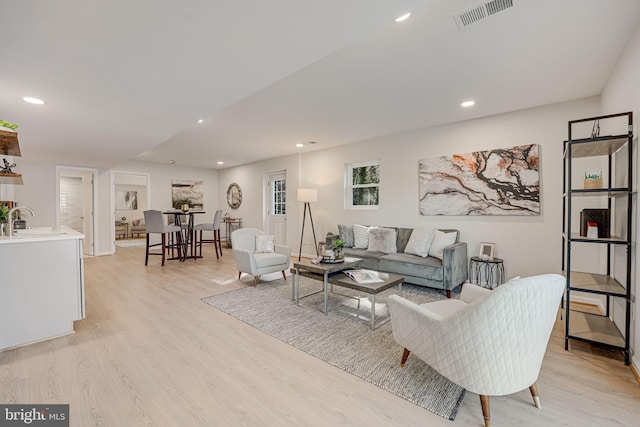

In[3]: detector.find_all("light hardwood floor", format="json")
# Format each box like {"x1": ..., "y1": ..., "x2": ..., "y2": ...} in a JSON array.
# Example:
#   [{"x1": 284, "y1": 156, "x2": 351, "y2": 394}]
[{"x1": 1, "y1": 244, "x2": 639, "y2": 426}]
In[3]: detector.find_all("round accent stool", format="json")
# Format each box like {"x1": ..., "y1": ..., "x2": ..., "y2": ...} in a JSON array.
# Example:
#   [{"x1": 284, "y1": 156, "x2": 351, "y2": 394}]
[{"x1": 469, "y1": 256, "x2": 505, "y2": 289}]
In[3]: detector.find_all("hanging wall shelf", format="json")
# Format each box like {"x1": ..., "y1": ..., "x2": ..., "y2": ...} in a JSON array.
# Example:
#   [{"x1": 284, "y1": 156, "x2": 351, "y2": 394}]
[{"x1": 0, "y1": 129, "x2": 23, "y2": 185}]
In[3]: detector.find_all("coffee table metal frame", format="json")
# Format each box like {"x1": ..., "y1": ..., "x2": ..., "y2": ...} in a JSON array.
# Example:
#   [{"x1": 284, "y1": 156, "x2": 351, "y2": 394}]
[
  {"x1": 292, "y1": 257, "x2": 404, "y2": 330},
  {"x1": 292, "y1": 257, "x2": 362, "y2": 314}
]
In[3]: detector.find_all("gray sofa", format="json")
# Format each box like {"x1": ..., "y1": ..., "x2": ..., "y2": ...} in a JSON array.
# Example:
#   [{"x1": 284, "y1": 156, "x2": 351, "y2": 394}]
[{"x1": 338, "y1": 227, "x2": 468, "y2": 297}]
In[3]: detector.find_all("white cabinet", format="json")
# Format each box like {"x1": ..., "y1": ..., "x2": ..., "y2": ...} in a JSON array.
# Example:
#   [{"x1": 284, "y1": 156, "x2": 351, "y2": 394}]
[{"x1": 0, "y1": 229, "x2": 85, "y2": 350}]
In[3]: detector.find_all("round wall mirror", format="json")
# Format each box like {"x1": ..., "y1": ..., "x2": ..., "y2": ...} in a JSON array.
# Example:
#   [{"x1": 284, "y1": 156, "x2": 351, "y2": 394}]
[{"x1": 226, "y1": 182, "x2": 242, "y2": 209}]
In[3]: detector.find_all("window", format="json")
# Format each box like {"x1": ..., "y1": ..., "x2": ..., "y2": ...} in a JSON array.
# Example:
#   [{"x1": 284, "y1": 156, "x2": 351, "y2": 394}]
[
  {"x1": 271, "y1": 178, "x2": 286, "y2": 215},
  {"x1": 345, "y1": 160, "x2": 380, "y2": 209}
]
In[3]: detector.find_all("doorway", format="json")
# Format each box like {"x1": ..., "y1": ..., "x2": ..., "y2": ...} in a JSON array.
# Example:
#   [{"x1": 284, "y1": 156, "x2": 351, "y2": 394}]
[
  {"x1": 111, "y1": 171, "x2": 150, "y2": 253},
  {"x1": 265, "y1": 171, "x2": 287, "y2": 245},
  {"x1": 57, "y1": 166, "x2": 97, "y2": 256}
]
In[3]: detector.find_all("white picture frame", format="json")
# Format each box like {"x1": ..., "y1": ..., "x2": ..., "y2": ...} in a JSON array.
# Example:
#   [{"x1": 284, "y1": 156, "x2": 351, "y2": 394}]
[{"x1": 479, "y1": 242, "x2": 495, "y2": 260}]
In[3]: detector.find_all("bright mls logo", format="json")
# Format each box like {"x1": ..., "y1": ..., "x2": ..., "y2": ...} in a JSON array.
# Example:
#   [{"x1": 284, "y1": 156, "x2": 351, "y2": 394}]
[{"x1": 0, "y1": 405, "x2": 69, "y2": 426}]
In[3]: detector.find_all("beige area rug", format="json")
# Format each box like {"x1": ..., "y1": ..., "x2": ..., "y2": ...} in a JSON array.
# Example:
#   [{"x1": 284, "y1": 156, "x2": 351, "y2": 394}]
[
  {"x1": 210, "y1": 266, "x2": 292, "y2": 286},
  {"x1": 202, "y1": 277, "x2": 465, "y2": 420}
]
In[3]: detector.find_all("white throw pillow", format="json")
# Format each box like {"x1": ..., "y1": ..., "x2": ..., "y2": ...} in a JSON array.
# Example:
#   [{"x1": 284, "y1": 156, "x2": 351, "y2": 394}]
[
  {"x1": 353, "y1": 224, "x2": 372, "y2": 249},
  {"x1": 428, "y1": 230, "x2": 458, "y2": 260},
  {"x1": 404, "y1": 228, "x2": 434, "y2": 257},
  {"x1": 255, "y1": 235, "x2": 275, "y2": 253},
  {"x1": 367, "y1": 227, "x2": 397, "y2": 253}
]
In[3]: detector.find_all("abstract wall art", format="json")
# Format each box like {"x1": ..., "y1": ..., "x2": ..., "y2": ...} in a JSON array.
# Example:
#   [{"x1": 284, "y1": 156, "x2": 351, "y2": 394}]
[
  {"x1": 419, "y1": 144, "x2": 540, "y2": 216},
  {"x1": 115, "y1": 190, "x2": 138, "y2": 210},
  {"x1": 171, "y1": 179, "x2": 204, "y2": 210}
]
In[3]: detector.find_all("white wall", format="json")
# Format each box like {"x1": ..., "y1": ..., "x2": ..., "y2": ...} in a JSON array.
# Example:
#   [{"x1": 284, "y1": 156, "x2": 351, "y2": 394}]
[
  {"x1": 218, "y1": 154, "x2": 300, "y2": 249},
  {"x1": 221, "y1": 97, "x2": 601, "y2": 278},
  {"x1": 11, "y1": 160, "x2": 58, "y2": 227},
  {"x1": 601, "y1": 20, "x2": 640, "y2": 370},
  {"x1": 94, "y1": 160, "x2": 220, "y2": 254}
]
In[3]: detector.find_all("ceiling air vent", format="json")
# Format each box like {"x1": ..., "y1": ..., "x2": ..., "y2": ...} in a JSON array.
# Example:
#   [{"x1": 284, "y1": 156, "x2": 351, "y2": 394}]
[{"x1": 454, "y1": 0, "x2": 515, "y2": 29}]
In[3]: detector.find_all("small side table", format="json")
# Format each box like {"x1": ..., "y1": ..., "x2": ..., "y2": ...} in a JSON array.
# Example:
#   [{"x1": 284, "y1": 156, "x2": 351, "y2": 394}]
[
  {"x1": 469, "y1": 256, "x2": 505, "y2": 289},
  {"x1": 222, "y1": 217, "x2": 243, "y2": 248}
]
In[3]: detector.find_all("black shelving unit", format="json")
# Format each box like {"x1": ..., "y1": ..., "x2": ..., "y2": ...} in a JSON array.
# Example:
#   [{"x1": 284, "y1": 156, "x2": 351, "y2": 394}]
[{"x1": 562, "y1": 112, "x2": 633, "y2": 365}]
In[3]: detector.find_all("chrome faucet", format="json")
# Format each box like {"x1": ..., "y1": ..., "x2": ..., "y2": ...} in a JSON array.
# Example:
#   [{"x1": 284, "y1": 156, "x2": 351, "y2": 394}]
[{"x1": 7, "y1": 205, "x2": 35, "y2": 236}]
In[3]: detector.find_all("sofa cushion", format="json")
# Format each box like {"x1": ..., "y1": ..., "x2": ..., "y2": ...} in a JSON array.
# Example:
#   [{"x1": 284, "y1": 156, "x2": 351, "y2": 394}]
[
  {"x1": 337, "y1": 224, "x2": 354, "y2": 248},
  {"x1": 367, "y1": 227, "x2": 397, "y2": 253},
  {"x1": 353, "y1": 224, "x2": 372, "y2": 248},
  {"x1": 404, "y1": 228, "x2": 434, "y2": 257},
  {"x1": 343, "y1": 247, "x2": 383, "y2": 270},
  {"x1": 428, "y1": 230, "x2": 458, "y2": 260},
  {"x1": 378, "y1": 253, "x2": 444, "y2": 281}
]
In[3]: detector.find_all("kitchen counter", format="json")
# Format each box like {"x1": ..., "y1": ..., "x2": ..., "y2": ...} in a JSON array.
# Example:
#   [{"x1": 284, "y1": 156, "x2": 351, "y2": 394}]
[
  {"x1": 0, "y1": 226, "x2": 83, "y2": 243},
  {"x1": 0, "y1": 226, "x2": 85, "y2": 351}
]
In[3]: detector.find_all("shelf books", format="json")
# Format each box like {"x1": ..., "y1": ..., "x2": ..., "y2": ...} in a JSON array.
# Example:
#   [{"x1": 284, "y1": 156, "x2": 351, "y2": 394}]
[{"x1": 344, "y1": 269, "x2": 384, "y2": 284}]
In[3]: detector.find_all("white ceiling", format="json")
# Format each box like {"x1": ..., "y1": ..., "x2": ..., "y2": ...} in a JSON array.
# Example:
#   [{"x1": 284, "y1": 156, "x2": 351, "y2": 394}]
[{"x1": 2, "y1": 0, "x2": 640, "y2": 170}]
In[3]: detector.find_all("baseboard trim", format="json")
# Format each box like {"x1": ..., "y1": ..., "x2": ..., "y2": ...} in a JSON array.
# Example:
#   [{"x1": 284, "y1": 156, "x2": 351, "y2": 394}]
[{"x1": 631, "y1": 355, "x2": 640, "y2": 385}]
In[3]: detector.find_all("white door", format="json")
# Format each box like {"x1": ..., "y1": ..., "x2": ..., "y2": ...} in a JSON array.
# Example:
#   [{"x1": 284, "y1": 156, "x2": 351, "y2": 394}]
[
  {"x1": 267, "y1": 171, "x2": 287, "y2": 245},
  {"x1": 59, "y1": 171, "x2": 94, "y2": 256}
]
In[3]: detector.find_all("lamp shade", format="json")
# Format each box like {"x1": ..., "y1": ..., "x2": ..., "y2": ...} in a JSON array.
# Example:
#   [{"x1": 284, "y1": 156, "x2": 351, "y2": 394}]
[{"x1": 297, "y1": 188, "x2": 317, "y2": 202}]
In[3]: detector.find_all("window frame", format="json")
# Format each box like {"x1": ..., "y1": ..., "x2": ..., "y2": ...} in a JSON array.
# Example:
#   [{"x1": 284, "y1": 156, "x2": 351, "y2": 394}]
[{"x1": 345, "y1": 160, "x2": 380, "y2": 210}]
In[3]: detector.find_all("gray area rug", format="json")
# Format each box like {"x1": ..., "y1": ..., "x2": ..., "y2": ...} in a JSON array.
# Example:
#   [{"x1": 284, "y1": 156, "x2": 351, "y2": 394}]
[{"x1": 202, "y1": 277, "x2": 465, "y2": 420}]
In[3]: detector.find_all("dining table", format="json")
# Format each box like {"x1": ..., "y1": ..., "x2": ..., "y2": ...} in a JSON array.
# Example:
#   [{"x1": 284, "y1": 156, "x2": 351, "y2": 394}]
[{"x1": 162, "y1": 210, "x2": 206, "y2": 260}]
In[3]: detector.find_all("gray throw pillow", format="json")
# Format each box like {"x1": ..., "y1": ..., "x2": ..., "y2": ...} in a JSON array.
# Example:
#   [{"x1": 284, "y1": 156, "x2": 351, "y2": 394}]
[
  {"x1": 367, "y1": 227, "x2": 397, "y2": 253},
  {"x1": 337, "y1": 224, "x2": 354, "y2": 248}
]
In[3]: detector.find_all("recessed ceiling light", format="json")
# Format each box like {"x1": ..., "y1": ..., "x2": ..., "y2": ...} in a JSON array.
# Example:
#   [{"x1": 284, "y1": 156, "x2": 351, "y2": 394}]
[
  {"x1": 461, "y1": 100, "x2": 475, "y2": 107},
  {"x1": 217, "y1": 161, "x2": 224, "y2": 165},
  {"x1": 197, "y1": 119, "x2": 204, "y2": 123},
  {"x1": 296, "y1": 143, "x2": 304, "y2": 148},
  {"x1": 23, "y1": 96, "x2": 45, "y2": 105},
  {"x1": 395, "y1": 12, "x2": 411, "y2": 22}
]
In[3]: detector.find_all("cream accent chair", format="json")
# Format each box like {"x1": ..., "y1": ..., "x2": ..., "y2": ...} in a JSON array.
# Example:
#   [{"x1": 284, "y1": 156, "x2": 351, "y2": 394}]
[
  {"x1": 231, "y1": 228, "x2": 291, "y2": 285},
  {"x1": 388, "y1": 274, "x2": 565, "y2": 427}
]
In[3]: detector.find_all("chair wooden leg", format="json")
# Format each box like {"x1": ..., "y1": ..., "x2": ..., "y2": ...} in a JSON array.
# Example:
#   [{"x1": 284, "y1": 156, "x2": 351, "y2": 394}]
[
  {"x1": 253, "y1": 276, "x2": 259, "y2": 286},
  {"x1": 238, "y1": 272, "x2": 241, "y2": 279},
  {"x1": 145, "y1": 233, "x2": 150, "y2": 265},
  {"x1": 281, "y1": 271, "x2": 287, "y2": 281},
  {"x1": 479, "y1": 395, "x2": 491, "y2": 427},
  {"x1": 214, "y1": 230, "x2": 220, "y2": 259},
  {"x1": 400, "y1": 348, "x2": 411, "y2": 367},
  {"x1": 446, "y1": 289, "x2": 451, "y2": 298},
  {"x1": 161, "y1": 234, "x2": 166, "y2": 266},
  {"x1": 530, "y1": 382, "x2": 541, "y2": 409}
]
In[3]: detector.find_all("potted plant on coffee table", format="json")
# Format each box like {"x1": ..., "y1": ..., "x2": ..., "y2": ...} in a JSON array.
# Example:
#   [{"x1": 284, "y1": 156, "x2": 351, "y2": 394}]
[{"x1": 334, "y1": 238, "x2": 344, "y2": 259}]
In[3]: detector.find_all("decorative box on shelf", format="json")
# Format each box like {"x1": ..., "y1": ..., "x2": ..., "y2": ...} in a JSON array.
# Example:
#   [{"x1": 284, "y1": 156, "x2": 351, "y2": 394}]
[{"x1": 583, "y1": 170, "x2": 602, "y2": 189}]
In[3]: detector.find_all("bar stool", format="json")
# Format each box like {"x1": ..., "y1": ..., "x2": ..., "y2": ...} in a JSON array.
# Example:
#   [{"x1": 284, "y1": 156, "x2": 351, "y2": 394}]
[
  {"x1": 193, "y1": 209, "x2": 223, "y2": 259},
  {"x1": 143, "y1": 210, "x2": 183, "y2": 266}
]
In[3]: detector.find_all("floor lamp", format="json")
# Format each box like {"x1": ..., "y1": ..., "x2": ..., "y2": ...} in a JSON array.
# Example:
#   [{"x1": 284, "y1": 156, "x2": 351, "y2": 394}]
[{"x1": 297, "y1": 188, "x2": 318, "y2": 261}]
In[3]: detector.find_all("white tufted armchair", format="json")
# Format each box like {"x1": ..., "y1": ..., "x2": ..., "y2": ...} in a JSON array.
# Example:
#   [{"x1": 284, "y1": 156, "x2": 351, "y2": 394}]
[
  {"x1": 388, "y1": 274, "x2": 565, "y2": 427},
  {"x1": 231, "y1": 228, "x2": 291, "y2": 285}
]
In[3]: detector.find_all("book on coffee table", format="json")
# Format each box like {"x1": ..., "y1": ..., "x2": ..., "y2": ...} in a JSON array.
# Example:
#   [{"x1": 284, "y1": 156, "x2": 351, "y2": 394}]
[{"x1": 344, "y1": 269, "x2": 384, "y2": 284}]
